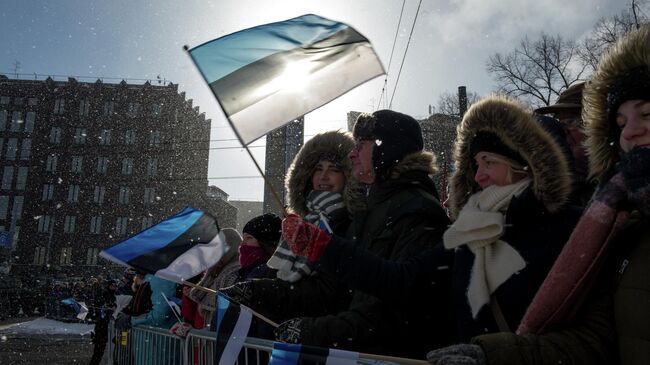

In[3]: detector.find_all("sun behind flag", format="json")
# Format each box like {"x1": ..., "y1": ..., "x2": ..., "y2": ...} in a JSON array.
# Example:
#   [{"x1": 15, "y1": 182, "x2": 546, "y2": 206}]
[
  {"x1": 99, "y1": 207, "x2": 226, "y2": 284},
  {"x1": 187, "y1": 14, "x2": 385, "y2": 145}
]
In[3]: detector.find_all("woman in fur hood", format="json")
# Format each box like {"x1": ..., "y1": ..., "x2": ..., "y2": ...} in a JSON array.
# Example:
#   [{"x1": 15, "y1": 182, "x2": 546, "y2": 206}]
[
  {"x1": 282, "y1": 96, "x2": 582, "y2": 346},
  {"x1": 435, "y1": 25, "x2": 650, "y2": 365}
]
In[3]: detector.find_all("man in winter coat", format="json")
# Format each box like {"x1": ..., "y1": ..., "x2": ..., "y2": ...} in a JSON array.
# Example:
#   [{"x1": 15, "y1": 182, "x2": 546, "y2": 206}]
[{"x1": 276, "y1": 110, "x2": 454, "y2": 357}]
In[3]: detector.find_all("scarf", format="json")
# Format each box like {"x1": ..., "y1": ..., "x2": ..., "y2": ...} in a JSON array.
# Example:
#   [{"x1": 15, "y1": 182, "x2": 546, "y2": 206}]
[
  {"x1": 267, "y1": 190, "x2": 346, "y2": 282},
  {"x1": 238, "y1": 245, "x2": 270, "y2": 269},
  {"x1": 444, "y1": 178, "x2": 532, "y2": 318},
  {"x1": 517, "y1": 170, "x2": 632, "y2": 334}
]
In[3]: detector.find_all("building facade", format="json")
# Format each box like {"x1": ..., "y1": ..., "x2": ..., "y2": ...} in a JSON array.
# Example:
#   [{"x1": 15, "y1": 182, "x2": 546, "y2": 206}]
[{"x1": 0, "y1": 75, "x2": 235, "y2": 278}]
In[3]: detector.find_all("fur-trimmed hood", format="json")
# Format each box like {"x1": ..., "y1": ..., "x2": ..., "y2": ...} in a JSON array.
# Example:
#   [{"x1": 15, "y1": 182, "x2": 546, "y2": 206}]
[
  {"x1": 285, "y1": 130, "x2": 355, "y2": 217},
  {"x1": 387, "y1": 150, "x2": 438, "y2": 180},
  {"x1": 583, "y1": 25, "x2": 650, "y2": 181},
  {"x1": 449, "y1": 95, "x2": 572, "y2": 219}
]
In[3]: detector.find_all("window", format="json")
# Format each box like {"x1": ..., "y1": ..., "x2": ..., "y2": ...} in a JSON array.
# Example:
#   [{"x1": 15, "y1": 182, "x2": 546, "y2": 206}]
[
  {"x1": 15, "y1": 167, "x2": 28, "y2": 190},
  {"x1": 152, "y1": 104, "x2": 162, "y2": 117},
  {"x1": 5, "y1": 138, "x2": 17, "y2": 160},
  {"x1": 115, "y1": 217, "x2": 128, "y2": 236},
  {"x1": 74, "y1": 128, "x2": 87, "y2": 144},
  {"x1": 121, "y1": 158, "x2": 133, "y2": 175},
  {"x1": 67, "y1": 184, "x2": 80, "y2": 203},
  {"x1": 143, "y1": 187, "x2": 156, "y2": 203},
  {"x1": 53, "y1": 98, "x2": 65, "y2": 114},
  {"x1": 71, "y1": 156, "x2": 83, "y2": 173},
  {"x1": 142, "y1": 216, "x2": 154, "y2": 229},
  {"x1": 79, "y1": 99, "x2": 90, "y2": 116},
  {"x1": 89, "y1": 216, "x2": 102, "y2": 234},
  {"x1": 34, "y1": 246, "x2": 46, "y2": 265},
  {"x1": 124, "y1": 130, "x2": 136, "y2": 145},
  {"x1": 146, "y1": 158, "x2": 158, "y2": 176},
  {"x1": 86, "y1": 247, "x2": 100, "y2": 265},
  {"x1": 0, "y1": 196, "x2": 8, "y2": 220},
  {"x1": 127, "y1": 103, "x2": 140, "y2": 118},
  {"x1": 0, "y1": 110, "x2": 6, "y2": 131},
  {"x1": 2, "y1": 166, "x2": 13, "y2": 190},
  {"x1": 0, "y1": 97, "x2": 9, "y2": 104},
  {"x1": 13, "y1": 97, "x2": 23, "y2": 105},
  {"x1": 118, "y1": 186, "x2": 130, "y2": 204},
  {"x1": 149, "y1": 130, "x2": 161, "y2": 146},
  {"x1": 28, "y1": 97, "x2": 38, "y2": 106},
  {"x1": 42, "y1": 184, "x2": 54, "y2": 201},
  {"x1": 93, "y1": 186, "x2": 105, "y2": 203},
  {"x1": 45, "y1": 154, "x2": 58, "y2": 172},
  {"x1": 96, "y1": 156, "x2": 108, "y2": 174},
  {"x1": 10, "y1": 111, "x2": 22, "y2": 132},
  {"x1": 20, "y1": 138, "x2": 31, "y2": 160},
  {"x1": 59, "y1": 247, "x2": 72, "y2": 265},
  {"x1": 37, "y1": 215, "x2": 52, "y2": 233},
  {"x1": 99, "y1": 129, "x2": 111, "y2": 145},
  {"x1": 63, "y1": 215, "x2": 76, "y2": 233},
  {"x1": 24, "y1": 112, "x2": 35, "y2": 132},
  {"x1": 49, "y1": 127, "x2": 62, "y2": 144},
  {"x1": 12, "y1": 196, "x2": 23, "y2": 220},
  {"x1": 102, "y1": 101, "x2": 114, "y2": 116}
]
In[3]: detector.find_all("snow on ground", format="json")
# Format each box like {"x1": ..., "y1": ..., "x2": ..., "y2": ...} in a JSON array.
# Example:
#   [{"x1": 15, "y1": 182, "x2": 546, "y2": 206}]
[{"x1": 0, "y1": 317, "x2": 93, "y2": 336}]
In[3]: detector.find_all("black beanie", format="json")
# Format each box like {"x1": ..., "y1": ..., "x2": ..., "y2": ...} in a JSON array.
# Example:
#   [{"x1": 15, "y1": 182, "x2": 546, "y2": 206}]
[
  {"x1": 607, "y1": 66, "x2": 650, "y2": 139},
  {"x1": 242, "y1": 213, "x2": 282, "y2": 253},
  {"x1": 469, "y1": 131, "x2": 527, "y2": 167},
  {"x1": 353, "y1": 109, "x2": 424, "y2": 182}
]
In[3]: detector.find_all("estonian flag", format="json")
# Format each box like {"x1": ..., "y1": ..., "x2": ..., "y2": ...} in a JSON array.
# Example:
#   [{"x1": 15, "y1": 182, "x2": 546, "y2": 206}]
[
  {"x1": 269, "y1": 342, "x2": 359, "y2": 365},
  {"x1": 214, "y1": 293, "x2": 253, "y2": 365},
  {"x1": 188, "y1": 14, "x2": 385, "y2": 144},
  {"x1": 61, "y1": 298, "x2": 89, "y2": 320},
  {"x1": 99, "y1": 207, "x2": 226, "y2": 284}
]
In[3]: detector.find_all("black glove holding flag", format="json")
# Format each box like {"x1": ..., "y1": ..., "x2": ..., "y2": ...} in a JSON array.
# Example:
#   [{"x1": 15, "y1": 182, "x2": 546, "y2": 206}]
[
  {"x1": 282, "y1": 214, "x2": 331, "y2": 261},
  {"x1": 274, "y1": 317, "x2": 303, "y2": 344},
  {"x1": 219, "y1": 281, "x2": 253, "y2": 307},
  {"x1": 426, "y1": 344, "x2": 487, "y2": 365},
  {"x1": 619, "y1": 146, "x2": 650, "y2": 216},
  {"x1": 115, "y1": 313, "x2": 132, "y2": 330}
]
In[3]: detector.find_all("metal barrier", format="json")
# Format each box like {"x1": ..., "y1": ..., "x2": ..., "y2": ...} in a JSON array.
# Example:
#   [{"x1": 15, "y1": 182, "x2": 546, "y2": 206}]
[{"x1": 109, "y1": 323, "x2": 410, "y2": 365}]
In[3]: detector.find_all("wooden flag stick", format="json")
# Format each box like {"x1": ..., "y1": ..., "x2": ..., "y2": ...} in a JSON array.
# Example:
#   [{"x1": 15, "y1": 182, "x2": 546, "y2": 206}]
[{"x1": 360, "y1": 353, "x2": 430, "y2": 365}]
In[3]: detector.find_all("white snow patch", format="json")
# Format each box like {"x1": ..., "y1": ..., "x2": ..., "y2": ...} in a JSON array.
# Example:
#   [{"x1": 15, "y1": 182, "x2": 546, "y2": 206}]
[{"x1": 0, "y1": 317, "x2": 94, "y2": 336}]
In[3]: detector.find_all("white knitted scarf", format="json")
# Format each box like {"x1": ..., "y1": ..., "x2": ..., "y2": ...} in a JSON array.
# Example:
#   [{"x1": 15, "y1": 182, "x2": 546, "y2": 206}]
[{"x1": 444, "y1": 178, "x2": 532, "y2": 318}]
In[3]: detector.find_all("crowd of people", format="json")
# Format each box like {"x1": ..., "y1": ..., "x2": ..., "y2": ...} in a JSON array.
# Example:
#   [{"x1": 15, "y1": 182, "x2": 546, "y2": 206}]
[{"x1": 67, "y1": 26, "x2": 650, "y2": 365}]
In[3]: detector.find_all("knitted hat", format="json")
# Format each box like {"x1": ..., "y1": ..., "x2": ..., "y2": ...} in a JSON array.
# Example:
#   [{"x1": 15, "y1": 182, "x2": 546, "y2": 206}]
[
  {"x1": 606, "y1": 66, "x2": 650, "y2": 132},
  {"x1": 242, "y1": 213, "x2": 282, "y2": 253},
  {"x1": 469, "y1": 131, "x2": 527, "y2": 167},
  {"x1": 352, "y1": 109, "x2": 424, "y2": 182},
  {"x1": 535, "y1": 82, "x2": 585, "y2": 115}
]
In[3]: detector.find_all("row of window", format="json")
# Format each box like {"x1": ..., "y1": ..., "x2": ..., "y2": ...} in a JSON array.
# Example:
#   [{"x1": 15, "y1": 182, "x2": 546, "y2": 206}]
[
  {"x1": 40, "y1": 184, "x2": 158, "y2": 204},
  {"x1": 49, "y1": 126, "x2": 161, "y2": 146},
  {"x1": 0, "y1": 137, "x2": 31, "y2": 160},
  {"x1": 43, "y1": 155, "x2": 159, "y2": 175},
  {"x1": 0, "y1": 110, "x2": 36, "y2": 132},
  {"x1": 35, "y1": 214, "x2": 154, "y2": 235},
  {"x1": 33, "y1": 246, "x2": 114, "y2": 266},
  {"x1": 0, "y1": 195, "x2": 23, "y2": 220},
  {"x1": 52, "y1": 99, "x2": 163, "y2": 118},
  {"x1": 0, "y1": 96, "x2": 38, "y2": 106}
]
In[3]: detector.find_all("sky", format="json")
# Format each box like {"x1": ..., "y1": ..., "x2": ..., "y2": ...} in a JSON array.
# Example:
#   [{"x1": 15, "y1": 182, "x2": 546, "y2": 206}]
[{"x1": 0, "y1": 0, "x2": 627, "y2": 201}]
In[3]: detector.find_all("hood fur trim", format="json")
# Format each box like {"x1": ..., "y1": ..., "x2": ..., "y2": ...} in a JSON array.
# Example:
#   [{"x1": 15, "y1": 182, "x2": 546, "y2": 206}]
[
  {"x1": 449, "y1": 95, "x2": 572, "y2": 219},
  {"x1": 583, "y1": 25, "x2": 650, "y2": 181},
  {"x1": 285, "y1": 130, "x2": 355, "y2": 217},
  {"x1": 388, "y1": 150, "x2": 438, "y2": 180}
]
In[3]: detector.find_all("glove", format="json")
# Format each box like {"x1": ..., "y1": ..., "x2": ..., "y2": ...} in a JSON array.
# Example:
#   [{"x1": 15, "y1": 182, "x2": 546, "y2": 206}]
[
  {"x1": 426, "y1": 344, "x2": 487, "y2": 365},
  {"x1": 115, "y1": 313, "x2": 132, "y2": 330},
  {"x1": 282, "y1": 214, "x2": 331, "y2": 261},
  {"x1": 170, "y1": 321, "x2": 192, "y2": 338},
  {"x1": 274, "y1": 317, "x2": 302, "y2": 344},
  {"x1": 219, "y1": 281, "x2": 253, "y2": 306},
  {"x1": 619, "y1": 146, "x2": 650, "y2": 215}
]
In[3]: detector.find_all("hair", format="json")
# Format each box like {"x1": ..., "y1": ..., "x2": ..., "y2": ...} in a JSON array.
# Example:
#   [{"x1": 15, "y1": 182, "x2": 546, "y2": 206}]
[{"x1": 477, "y1": 151, "x2": 530, "y2": 185}]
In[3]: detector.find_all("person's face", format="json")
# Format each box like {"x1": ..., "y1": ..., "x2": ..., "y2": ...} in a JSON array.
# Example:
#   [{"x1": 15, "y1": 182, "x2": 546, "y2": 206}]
[
  {"x1": 133, "y1": 275, "x2": 144, "y2": 286},
  {"x1": 348, "y1": 139, "x2": 375, "y2": 184},
  {"x1": 473, "y1": 152, "x2": 516, "y2": 189},
  {"x1": 311, "y1": 160, "x2": 345, "y2": 193},
  {"x1": 555, "y1": 111, "x2": 588, "y2": 175},
  {"x1": 617, "y1": 99, "x2": 650, "y2": 153},
  {"x1": 241, "y1": 233, "x2": 260, "y2": 247}
]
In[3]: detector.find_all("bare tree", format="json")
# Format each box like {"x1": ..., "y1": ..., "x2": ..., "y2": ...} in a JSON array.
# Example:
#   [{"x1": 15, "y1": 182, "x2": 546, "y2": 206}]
[
  {"x1": 487, "y1": 33, "x2": 587, "y2": 107},
  {"x1": 578, "y1": 1, "x2": 648, "y2": 71},
  {"x1": 437, "y1": 90, "x2": 480, "y2": 116}
]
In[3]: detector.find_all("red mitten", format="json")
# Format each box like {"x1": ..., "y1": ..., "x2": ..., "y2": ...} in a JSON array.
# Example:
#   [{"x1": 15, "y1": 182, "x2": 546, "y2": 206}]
[{"x1": 282, "y1": 214, "x2": 331, "y2": 261}]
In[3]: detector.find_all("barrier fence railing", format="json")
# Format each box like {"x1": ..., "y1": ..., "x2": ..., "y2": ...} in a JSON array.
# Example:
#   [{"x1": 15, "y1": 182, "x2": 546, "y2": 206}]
[{"x1": 108, "y1": 322, "x2": 415, "y2": 365}]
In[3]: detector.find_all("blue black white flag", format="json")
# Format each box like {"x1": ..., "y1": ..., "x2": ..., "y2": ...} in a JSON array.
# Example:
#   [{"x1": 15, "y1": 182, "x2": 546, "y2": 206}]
[
  {"x1": 269, "y1": 342, "x2": 359, "y2": 365},
  {"x1": 99, "y1": 207, "x2": 226, "y2": 284},
  {"x1": 188, "y1": 14, "x2": 385, "y2": 144},
  {"x1": 214, "y1": 293, "x2": 253, "y2": 365},
  {"x1": 61, "y1": 298, "x2": 89, "y2": 320}
]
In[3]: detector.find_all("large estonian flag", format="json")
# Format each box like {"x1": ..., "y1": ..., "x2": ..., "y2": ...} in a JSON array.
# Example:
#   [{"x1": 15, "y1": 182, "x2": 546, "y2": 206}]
[
  {"x1": 188, "y1": 14, "x2": 385, "y2": 144},
  {"x1": 269, "y1": 343, "x2": 359, "y2": 365},
  {"x1": 99, "y1": 207, "x2": 226, "y2": 284},
  {"x1": 214, "y1": 293, "x2": 253, "y2": 365}
]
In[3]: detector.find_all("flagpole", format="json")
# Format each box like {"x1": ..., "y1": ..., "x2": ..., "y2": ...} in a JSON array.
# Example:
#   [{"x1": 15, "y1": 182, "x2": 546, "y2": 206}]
[
  {"x1": 181, "y1": 279, "x2": 279, "y2": 328},
  {"x1": 183, "y1": 45, "x2": 287, "y2": 216},
  {"x1": 360, "y1": 353, "x2": 430, "y2": 365}
]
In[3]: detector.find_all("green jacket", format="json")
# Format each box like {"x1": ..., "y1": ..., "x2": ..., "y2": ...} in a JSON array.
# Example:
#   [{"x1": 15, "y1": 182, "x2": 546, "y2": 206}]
[{"x1": 473, "y1": 215, "x2": 650, "y2": 365}]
